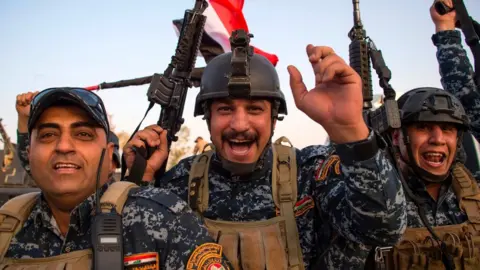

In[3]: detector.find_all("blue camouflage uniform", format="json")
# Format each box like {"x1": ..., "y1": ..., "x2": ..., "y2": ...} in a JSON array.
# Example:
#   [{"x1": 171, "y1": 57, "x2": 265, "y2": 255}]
[
  {"x1": 387, "y1": 30, "x2": 480, "y2": 228},
  {"x1": 401, "y1": 169, "x2": 480, "y2": 229},
  {"x1": 155, "y1": 130, "x2": 407, "y2": 269},
  {"x1": 387, "y1": 29, "x2": 480, "y2": 243},
  {"x1": 5, "y1": 178, "x2": 232, "y2": 269},
  {"x1": 433, "y1": 30, "x2": 480, "y2": 141}
]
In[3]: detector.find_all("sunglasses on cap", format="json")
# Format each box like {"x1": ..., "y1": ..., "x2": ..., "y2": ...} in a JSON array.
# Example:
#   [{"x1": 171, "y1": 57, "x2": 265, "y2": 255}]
[{"x1": 29, "y1": 87, "x2": 109, "y2": 134}]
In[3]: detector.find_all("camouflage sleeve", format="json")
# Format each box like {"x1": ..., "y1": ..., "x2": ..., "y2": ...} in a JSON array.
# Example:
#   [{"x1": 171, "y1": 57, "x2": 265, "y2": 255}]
[
  {"x1": 433, "y1": 30, "x2": 480, "y2": 140},
  {"x1": 123, "y1": 187, "x2": 232, "y2": 270},
  {"x1": 16, "y1": 130, "x2": 30, "y2": 174},
  {"x1": 314, "y1": 131, "x2": 407, "y2": 246}
]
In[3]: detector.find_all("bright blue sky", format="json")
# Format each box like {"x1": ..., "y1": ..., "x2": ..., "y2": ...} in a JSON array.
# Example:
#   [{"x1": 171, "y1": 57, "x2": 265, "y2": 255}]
[{"x1": 1, "y1": 0, "x2": 479, "y2": 149}]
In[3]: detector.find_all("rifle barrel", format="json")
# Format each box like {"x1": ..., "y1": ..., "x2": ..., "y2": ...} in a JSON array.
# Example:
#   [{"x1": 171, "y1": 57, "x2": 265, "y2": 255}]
[{"x1": 352, "y1": 0, "x2": 362, "y2": 26}]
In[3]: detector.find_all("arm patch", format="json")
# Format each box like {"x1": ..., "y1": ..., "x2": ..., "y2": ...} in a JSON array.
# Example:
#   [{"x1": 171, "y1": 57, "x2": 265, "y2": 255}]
[{"x1": 315, "y1": 155, "x2": 341, "y2": 182}]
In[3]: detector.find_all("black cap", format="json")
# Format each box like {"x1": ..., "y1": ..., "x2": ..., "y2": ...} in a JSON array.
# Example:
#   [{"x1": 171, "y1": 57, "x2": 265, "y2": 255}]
[{"x1": 28, "y1": 87, "x2": 109, "y2": 137}]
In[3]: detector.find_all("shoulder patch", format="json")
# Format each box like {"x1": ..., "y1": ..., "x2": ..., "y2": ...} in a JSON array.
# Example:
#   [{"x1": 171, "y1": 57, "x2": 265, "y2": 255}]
[
  {"x1": 124, "y1": 252, "x2": 159, "y2": 269},
  {"x1": 315, "y1": 154, "x2": 341, "y2": 182},
  {"x1": 128, "y1": 186, "x2": 189, "y2": 215},
  {"x1": 275, "y1": 196, "x2": 315, "y2": 217},
  {"x1": 187, "y1": 243, "x2": 230, "y2": 270}
]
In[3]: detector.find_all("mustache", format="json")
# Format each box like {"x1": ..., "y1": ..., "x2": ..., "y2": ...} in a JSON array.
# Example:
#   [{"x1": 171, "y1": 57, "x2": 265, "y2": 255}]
[{"x1": 222, "y1": 130, "x2": 258, "y2": 141}]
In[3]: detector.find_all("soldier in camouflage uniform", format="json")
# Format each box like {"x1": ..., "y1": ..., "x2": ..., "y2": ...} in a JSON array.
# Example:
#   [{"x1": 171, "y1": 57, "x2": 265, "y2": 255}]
[
  {"x1": 124, "y1": 30, "x2": 407, "y2": 270},
  {"x1": 0, "y1": 88, "x2": 231, "y2": 269},
  {"x1": 364, "y1": 3, "x2": 480, "y2": 268},
  {"x1": 368, "y1": 86, "x2": 480, "y2": 269},
  {"x1": 16, "y1": 92, "x2": 122, "y2": 178}
]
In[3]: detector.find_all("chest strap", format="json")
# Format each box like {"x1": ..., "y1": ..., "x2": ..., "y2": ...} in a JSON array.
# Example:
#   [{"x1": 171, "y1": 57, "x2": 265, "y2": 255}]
[
  {"x1": 271, "y1": 136, "x2": 303, "y2": 270},
  {"x1": 100, "y1": 181, "x2": 138, "y2": 214},
  {"x1": 452, "y1": 163, "x2": 480, "y2": 229}
]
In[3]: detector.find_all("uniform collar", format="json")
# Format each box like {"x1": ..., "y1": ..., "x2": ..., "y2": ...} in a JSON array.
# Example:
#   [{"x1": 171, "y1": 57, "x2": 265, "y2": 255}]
[
  {"x1": 32, "y1": 178, "x2": 116, "y2": 230},
  {"x1": 404, "y1": 168, "x2": 452, "y2": 201}
]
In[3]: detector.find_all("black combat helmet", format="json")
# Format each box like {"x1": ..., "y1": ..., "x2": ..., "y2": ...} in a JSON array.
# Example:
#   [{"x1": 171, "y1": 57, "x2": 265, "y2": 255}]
[
  {"x1": 398, "y1": 87, "x2": 469, "y2": 129},
  {"x1": 397, "y1": 87, "x2": 470, "y2": 182},
  {"x1": 194, "y1": 29, "x2": 287, "y2": 118},
  {"x1": 194, "y1": 29, "x2": 286, "y2": 176}
]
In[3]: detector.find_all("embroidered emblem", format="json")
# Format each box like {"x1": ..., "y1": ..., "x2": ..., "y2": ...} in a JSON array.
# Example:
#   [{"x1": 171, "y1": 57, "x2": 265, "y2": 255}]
[
  {"x1": 293, "y1": 196, "x2": 315, "y2": 216},
  {"x1": 276, "y1": 196, "x2": 315, "y2": 217},
  {"x1": 124, "y1": 252, "x2": 159, "y2": 270},
  {"x1": 187, "y1": 243, "x2": 230, "y2": 270},
  {"x1": 315, "y1": 155, "x2": 341, "y2": 181}
]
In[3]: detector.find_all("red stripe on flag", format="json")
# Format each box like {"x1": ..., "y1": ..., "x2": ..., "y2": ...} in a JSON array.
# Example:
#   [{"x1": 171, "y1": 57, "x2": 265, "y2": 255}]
[
  {"x1": 209, "y1": 0, "x2": 248, "y2": 34},
  {"x1": 124, "y1": 253, "x2": 157, "y2": 262},
  {"x1": 253, "y1": 47, "x2": 278, "y2": 66},
  {"x1": 172, "y1": 0, "x2": 278, "y2": 66}
]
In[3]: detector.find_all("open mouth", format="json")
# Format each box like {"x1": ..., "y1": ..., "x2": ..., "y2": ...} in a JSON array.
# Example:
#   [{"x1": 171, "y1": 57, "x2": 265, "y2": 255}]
[
  {"x1": 421, "y1": 152, "x2": 446, "y2": 168},
  {"x1": 53, "y1": 162, "x2": 81, "y2": 173},
  {"x1": 227, "y1": 139, "x2": 255, "y2": 156}
]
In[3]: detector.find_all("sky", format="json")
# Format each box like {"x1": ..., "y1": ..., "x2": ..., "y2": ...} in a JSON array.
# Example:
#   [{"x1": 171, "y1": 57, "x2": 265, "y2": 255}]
[{"x1": 1, "y1": 0, "x2": 479, "y2": 150}]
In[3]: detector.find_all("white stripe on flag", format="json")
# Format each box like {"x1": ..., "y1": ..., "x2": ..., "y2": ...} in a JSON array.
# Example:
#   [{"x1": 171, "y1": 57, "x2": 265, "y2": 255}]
[
  {"x1": 124, "y1": 257, "x2": 157, "y2": 266},
  {"x1": 203, "y1": 3, "x2": 231, "y2": 52}
]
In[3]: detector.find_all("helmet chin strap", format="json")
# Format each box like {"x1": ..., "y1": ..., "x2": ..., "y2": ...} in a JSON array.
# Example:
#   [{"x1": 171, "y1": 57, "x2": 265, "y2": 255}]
[{"x1": 400, "y1": 127, "x2": 460, "y2": 183}]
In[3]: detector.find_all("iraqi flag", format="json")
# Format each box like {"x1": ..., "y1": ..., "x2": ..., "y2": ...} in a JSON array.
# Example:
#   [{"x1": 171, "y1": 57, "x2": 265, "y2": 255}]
[{"x1": 172, "y1": 0, "x2": 279, "y2": 66}]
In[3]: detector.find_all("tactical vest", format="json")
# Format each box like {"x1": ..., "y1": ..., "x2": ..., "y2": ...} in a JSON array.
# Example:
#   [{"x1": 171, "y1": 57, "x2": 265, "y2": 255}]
[
  {"x1": 0, "y1": 181, "x2": 137, "y2": 269},
  {"x1": 188, "y1": 137, "x2": 305, "y2": 270},
  {"x1": 373, "y1": 163, "x2": 480, "y2": 270}
]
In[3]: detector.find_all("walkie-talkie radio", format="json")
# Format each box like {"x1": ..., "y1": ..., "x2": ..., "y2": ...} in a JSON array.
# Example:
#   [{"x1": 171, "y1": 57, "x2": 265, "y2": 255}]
[{"x1": 91, "y1": 149, "x2": 123, "y2": 270}]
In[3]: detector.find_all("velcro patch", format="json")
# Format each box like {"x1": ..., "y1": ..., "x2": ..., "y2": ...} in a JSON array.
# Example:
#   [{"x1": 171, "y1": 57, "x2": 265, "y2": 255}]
[
  {"x1": 124, "y1": 252, "x2": 159, "y2": 270},
  {"x1": 315, "y1": 155, "x2": 341, "y2": 181},
  {"x1": 187, "y1": 243, "x2": 230, "y2": 270}
]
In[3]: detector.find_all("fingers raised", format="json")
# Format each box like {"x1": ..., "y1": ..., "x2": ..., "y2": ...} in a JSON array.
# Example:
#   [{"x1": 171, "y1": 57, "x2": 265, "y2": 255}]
[{"x1": 288, "y1": 65, "x2": 307, "y2": 110}]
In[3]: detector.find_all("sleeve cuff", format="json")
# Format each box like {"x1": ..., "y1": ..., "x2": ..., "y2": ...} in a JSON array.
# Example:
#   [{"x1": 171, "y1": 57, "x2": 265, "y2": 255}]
[
  {"x1": 333, "y1": 130, "x2": 385, "y2": 165},
  {"x1": 17, "y1": 130, "x2": 28, "y2": 138},
  {"x1": 432, "y1": 30, "x2": 461, "y2": 46}
]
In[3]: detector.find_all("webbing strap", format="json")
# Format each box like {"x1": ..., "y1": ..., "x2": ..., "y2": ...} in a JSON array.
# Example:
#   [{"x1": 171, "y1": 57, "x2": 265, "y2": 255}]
[
  {"x1": 188, "y1": 150, "x2": 214, "y2": 213},
  {"x1": 272, "y1": 137, "x2": 304, "y2": 270},
  {"x1": 100, "y1": 181, "x2": 138, "y2": 214},
  {"x1": 452, "y1": 163, "x2": 480, "y2": 226}
]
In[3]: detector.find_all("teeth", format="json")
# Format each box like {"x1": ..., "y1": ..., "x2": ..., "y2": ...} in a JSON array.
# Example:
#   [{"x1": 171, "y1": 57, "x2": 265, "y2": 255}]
[
  {"x1": 55, "y1": 163, "x2": 79, "y2": 169},
  {"x1": 230, "y1": 140, "x2": 250, "y2": 144},
  {"x1": 424, "y1": 152, "x2": 444, "y2": 157}
]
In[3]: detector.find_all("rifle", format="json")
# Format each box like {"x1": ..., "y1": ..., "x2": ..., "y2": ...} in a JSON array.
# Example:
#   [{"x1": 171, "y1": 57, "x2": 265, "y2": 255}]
[
  {"x1": 348, "y1": 0, "x2": 401, "y2": 133},
  {"x1": 122, "y1": 0, "x2": 208, "y2": 184},
  {"x1": 348, "y1": 0, "x2": 373, "y2": 113},
  {"x1": 434, "y1": 0, "x2": 480, "y2": 89}
]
